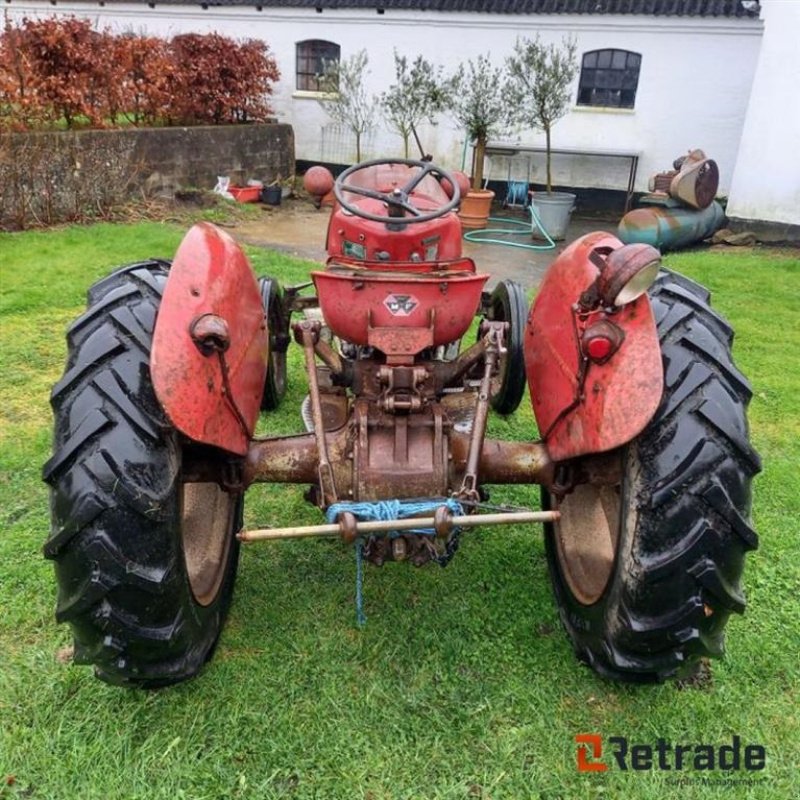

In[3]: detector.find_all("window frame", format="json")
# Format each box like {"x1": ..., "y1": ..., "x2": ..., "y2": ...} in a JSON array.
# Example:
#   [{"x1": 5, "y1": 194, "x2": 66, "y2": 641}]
[
  {"x1": 576, "y1": 49, "x2": 641, "y2": 110},
  {"x1": 295, "y1": 39, "x2": 340, "y2": 93}
]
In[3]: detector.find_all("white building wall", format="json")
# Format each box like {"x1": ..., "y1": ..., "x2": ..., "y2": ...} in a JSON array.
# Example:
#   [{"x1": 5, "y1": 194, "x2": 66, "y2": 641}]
[
  {"x1": 727, "y1": 0, "x2": 800, "y2": 226},
  {"x1": 5, "y1": 3, "x2": 762, "y2": 194}
]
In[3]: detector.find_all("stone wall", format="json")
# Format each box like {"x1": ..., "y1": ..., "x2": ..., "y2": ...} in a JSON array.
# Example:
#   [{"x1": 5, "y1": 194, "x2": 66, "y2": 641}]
[{"x1": 0, "y1": 123, "x2": 294, "y2": 228}]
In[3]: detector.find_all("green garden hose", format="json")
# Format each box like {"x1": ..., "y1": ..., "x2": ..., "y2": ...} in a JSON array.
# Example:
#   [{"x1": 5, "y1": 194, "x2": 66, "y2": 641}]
[{"x1": 463, "y1": 205, "x2": 557, "y2": 251}]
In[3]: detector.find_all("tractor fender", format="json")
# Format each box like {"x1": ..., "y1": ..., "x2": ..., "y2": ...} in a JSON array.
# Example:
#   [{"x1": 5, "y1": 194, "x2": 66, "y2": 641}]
[
  {"x1": 524, "y1": 231, "x2": 663, "y2": 463},
  {"x1": 151, "y1": 223, "x2": 268, "y2": 456}
]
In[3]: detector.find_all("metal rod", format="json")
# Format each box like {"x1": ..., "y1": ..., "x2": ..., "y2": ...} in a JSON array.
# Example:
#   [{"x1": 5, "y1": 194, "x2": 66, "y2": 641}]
[
  {"x1": 314, "y1": 338, "x2": 344, "y2": 377},
  {"x1": 459, "y1": 324, "x2": 501, "y2": 497},
  {"x1": 296, "y1": 322, "x2": 338, "y2": 505},
  {"x1": 238, "y1": 510, "x2": 560, "y2": 542}
]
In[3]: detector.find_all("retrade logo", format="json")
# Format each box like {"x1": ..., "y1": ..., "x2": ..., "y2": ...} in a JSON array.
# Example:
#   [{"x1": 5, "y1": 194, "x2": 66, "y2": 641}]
[{"x1": 574, "y1": 734, "x2": 766, "y2": 773}]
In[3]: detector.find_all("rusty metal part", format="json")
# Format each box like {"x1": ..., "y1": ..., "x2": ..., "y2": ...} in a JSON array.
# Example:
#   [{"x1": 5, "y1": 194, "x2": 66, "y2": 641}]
[
  {"x1": 242, "y1": 425, "x2": 555, "y2": 493},
  {"x1": 438, "y1": 389, "x2": 478, "y2": 431},
  {"x1": 317, "y1": 392, "x2": 349, "y2": 431},
  {"x1": 365, "y1": 534, "x2": 439, "y2": 567},
  {"x1": 391, "y1": 537, "x2": 408, "y2": 562},
  {"x1": 449, "y1": 436, "x2": 554, "y2": 487},
  {"x1": 550, "y1": 451, "x2": 625, "y2": 500},
  {"x1": 339, "y1": 511, "x2": 358, "y2": 544},
  {"x1": 237, "y1": 509, "x2": 560, "y2": 542},
  {"x1": 644, "y1": 149, "x2": 719, "y2": 211},
  {"x1": 434, "y1": 504, "x2": 452, "y2": 538},
  {"x1": 364, "y1": 536, "x2": 391, "y2": 566},
  {"x1": 575, "y1": 451, "x2": 624, "y2": 487},
  {"x1": 458, "y1": 322, "x2": 503, "y2": 498},
  {"x1": 287, "y1": 292, "x2": 320, "y2": 313},
  {"x1": 244, "y1": 433, "x2": 327, "y2": 486},
  {"x1": 182, "y1": 448, "x2": 244, "y2": 490},
  {"x1": 346, "y1": 338, "x2": 489, "y2": 403},
  {"x1": 650, "y1": 172, "x2": 674, "y2": 194},
  {"x1": 551, "y1": 462, "x2": 576, "y2": 497},
  {"x1": 190, "y1": 313, "x2": 231, "y2": 355},
  {"x1": 314, "y1": 338, "x2": 345, "y2": 378},
  {"x1": 353, "y1": 400, "x2": 449, "y2": 501},
  {"x1": 182, "y1": 481, "x2": 236, "y2": 606},
  {"x1": 295, "y1": 320, "x2": 338, "y2": 505},
  {"x1": 436, "y1": 336, "x2": 490, "y2": 388},
  {"x1": 553, "y1": 480, "x2": 621, "y2": 605},
  {"x1": 670, "y1": 153, "x2": 718, "y2": 210},
  {"x1": 377, "y1": 364, "x2": 428, "y2": 413}
]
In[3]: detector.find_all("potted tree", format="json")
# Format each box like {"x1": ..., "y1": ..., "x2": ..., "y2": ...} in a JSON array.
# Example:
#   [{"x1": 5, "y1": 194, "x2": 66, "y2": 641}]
[
  {"x1": 506, "y1": 35, "x2": 579, "y2": 239},
  {"x1": 381, "y1": 51, "x2": 450, "y2": 159},
  {"x1": 448, "y1": 54, "x2": 509, "y2": 229}
]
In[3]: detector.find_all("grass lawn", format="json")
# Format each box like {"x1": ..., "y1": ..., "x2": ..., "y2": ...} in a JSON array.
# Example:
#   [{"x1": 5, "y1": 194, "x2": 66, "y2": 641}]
[{"x1": 1, "y1": 222, "x2": 798, "y2": 799}]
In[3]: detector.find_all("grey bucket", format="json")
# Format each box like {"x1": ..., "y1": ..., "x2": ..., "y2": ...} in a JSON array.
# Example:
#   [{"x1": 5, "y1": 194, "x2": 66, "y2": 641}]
[{"x1": 530, "y1": 192, "x2": 576, "y2": 240}]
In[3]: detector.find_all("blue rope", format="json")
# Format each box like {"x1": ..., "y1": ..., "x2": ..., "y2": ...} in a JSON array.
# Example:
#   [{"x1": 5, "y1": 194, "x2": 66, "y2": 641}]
[
  {"x1": 354, "y1": 539, "x2": 366, "y2": 626},
  {"x1": 325, "y1": 498, "x2": 464, "y2": 626}
]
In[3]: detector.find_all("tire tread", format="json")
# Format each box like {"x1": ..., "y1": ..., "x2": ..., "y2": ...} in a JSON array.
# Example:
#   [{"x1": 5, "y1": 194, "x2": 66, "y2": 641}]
[
  {"x1": 545, "y1": 268, "x2": 759, "y2": 682},
  {"x1": 45, "y1": 260, "x2": 241, "y2": 687}
]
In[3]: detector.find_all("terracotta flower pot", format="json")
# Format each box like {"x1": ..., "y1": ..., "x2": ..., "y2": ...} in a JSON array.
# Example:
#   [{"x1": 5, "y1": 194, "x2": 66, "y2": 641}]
[{"x1": 458, "y1": 189, "x2": 495, "y2": 230}]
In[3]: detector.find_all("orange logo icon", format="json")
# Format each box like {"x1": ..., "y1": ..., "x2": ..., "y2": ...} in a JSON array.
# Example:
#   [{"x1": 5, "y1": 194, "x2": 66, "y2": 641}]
[{"x1": 576, "y1": 734, "x2": 608, "y2": 772}]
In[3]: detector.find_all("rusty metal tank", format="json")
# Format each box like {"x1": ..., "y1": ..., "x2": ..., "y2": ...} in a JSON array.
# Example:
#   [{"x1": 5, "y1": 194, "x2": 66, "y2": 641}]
[{"x1": 618, "y1": 201, "x2": 725, "y2": 251}]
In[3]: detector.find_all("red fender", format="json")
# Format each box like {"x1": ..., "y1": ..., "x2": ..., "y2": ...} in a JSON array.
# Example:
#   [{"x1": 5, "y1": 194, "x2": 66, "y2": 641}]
[
  {"x1": 151, "y1": 223, "x2": 268, "y2": 456},
  {"x1": 525, "y1": 231, "x2": 663, "y2": 463}
]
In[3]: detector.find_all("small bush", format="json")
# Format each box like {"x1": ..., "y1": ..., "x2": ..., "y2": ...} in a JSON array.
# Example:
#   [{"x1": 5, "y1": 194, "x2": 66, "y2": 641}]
[{"x1": 0, "y1": 16, "x2": 280, "y2": 130}]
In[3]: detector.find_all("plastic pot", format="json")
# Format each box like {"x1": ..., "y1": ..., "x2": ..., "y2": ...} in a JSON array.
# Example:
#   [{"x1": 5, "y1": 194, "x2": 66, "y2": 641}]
[{"x1": 261, "y1": 185, "x2": 282, "y2": 206}]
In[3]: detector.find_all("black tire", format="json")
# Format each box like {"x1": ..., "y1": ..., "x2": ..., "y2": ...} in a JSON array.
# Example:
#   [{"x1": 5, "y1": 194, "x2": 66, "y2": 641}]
[
  {"x1": 258, "y1": 276, "x2": 288, "y2": 411},
  {"x1": 43, "y1": 261, "x2": 243, "y2": 687},
  {"x1": 486, "y1": 280, "x2": 527, "y2": 415},
  {"x1": 543, "y1": 270, "x2": 761, "y2": 682}
]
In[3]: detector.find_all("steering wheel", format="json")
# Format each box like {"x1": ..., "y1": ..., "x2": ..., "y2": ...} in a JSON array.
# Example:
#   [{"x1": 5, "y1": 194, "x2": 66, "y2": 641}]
[{"x1": 333, "y1": 158, "x2": 461, "y2": 224}]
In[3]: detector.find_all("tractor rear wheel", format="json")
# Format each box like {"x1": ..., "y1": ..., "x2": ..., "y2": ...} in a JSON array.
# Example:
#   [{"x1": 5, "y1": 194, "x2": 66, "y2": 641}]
[
  {"x1": 43, "y1": 261, "x2": 243, "y2": 687},
  {"x1": 486, "y1": 279, "x2": 527, "y2": 415},
  {"x1": 258, "y1": 276, "x2": 288, "y2": 411},
  {"x1": 543, "y1": 270, "x2": 761, "y2": 682}
]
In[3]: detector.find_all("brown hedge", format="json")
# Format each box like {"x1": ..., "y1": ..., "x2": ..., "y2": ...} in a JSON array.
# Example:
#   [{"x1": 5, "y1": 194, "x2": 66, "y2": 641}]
[{"x1": 0, "y1": 16, "x2": 280, "y2": 130}]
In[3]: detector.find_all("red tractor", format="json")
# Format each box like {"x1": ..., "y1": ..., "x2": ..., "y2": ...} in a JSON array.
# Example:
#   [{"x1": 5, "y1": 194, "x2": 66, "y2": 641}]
[{"x1": 44, "y1": 159, "x2": 760, "y2": 687}]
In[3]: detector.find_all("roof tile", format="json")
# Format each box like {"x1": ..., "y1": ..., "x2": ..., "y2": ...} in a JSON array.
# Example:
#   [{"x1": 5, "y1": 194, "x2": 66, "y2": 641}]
[{"x1": 114, "y1": 0, "x2": 761, "y2": 16}]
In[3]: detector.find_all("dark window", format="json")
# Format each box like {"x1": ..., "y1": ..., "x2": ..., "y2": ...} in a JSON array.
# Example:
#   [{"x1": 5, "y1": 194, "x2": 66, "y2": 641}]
[
  {"x1": 577, "y1": 49, "x2": 641, "y2": 109},
  {"x1": 296, "y1": 40, "x2": 340, "y2": 92}
]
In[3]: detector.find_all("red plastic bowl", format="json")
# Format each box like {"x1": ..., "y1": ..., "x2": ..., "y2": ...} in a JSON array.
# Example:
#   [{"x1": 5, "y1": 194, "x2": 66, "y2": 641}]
[{"x1": 229, "y1": 186, "x2": 261, "y2": 203}]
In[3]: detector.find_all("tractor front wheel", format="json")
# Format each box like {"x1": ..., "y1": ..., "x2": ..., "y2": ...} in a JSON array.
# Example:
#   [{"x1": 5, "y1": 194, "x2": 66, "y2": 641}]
[
  {"x1": 543, "y1": 271, "x2": 761, "y2": 682},
  {"x1": 259, "y1": 276, "x2": 288, "y2": 411},
  {"x1": 43, "y1": 262, "x2": 242, "y2": 687},
  {"x1": 486, "y1": 279, "x2": 527, "y2": 415}
]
